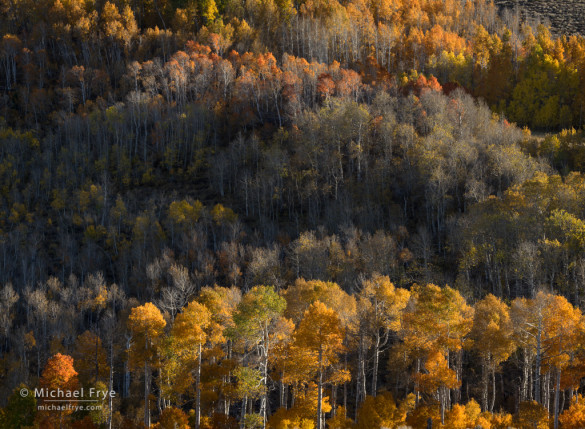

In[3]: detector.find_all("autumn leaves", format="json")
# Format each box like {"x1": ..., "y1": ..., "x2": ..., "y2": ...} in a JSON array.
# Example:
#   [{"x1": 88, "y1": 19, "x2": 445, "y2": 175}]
[
  {"x1": 120, "y1": 281, "x2": 585, "y2": 429},
  {"x1": 8, "y1": 279, "x2": 585, "y2": 428},
  {"x1": 126, "y1": 283, "x2": 347, "y2": 429},
  {"x1": 128, "y1": 302, "x2": 167, "y2": 427},
  {"x1": 121, "y1": 280, "x2": 585, "y2": 429}
]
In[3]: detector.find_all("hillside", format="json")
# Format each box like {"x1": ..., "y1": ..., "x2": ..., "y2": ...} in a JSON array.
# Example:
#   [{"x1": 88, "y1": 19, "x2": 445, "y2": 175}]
[{"x1": 0, "y1": 0, "x2": 585, "y2": 428}]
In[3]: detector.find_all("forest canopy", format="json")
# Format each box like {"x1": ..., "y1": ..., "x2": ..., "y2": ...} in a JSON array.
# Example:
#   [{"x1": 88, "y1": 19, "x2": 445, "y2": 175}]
[{"x1": 1, "y1": 0, "x2": 585, "y2": 427}]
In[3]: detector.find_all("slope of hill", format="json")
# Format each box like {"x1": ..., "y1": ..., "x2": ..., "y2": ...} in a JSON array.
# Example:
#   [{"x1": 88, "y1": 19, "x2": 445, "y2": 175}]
[{"x1": 2, "y1": 0, "x2": 585, "y2": 428}]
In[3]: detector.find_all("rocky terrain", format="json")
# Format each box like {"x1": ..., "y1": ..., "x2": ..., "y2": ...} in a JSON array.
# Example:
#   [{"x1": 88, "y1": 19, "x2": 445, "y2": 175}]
[{"x1": 495, "y1": 0, "x2": 585, "y2": 36}]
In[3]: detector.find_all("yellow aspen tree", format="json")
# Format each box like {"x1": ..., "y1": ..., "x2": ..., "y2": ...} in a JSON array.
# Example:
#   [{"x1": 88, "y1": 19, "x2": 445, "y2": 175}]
[
  {"x1": 401, "y1": 284, "x2": 473, "y2": 422},
  {"x1": 127, "y1": 302, "x2": 166, "y2": 428},
  {"x1": 293, "y1": 302, "x2": 345, "y2": 429},
  {"x1": 470, "y1": 294, "x2": 516, "y2": 412},
  {"x1": 171, "y1": 300, "x2": 211, "y2": 429},
  {"x1": 233, "y1": 285, "x2": 286, "y2": 429},
  {"x1": 359, "y1": 274, "x2": 409, "y2": 396},
  {"x1": 541, "y1": 294, "x2": 581, "y2": 429}
]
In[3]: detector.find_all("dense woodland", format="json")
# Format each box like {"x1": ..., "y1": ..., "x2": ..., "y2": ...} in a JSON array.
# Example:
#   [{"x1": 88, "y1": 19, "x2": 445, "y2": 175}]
[{"x1": 2, "y1": 0, "x2": 585, "y2": 427}]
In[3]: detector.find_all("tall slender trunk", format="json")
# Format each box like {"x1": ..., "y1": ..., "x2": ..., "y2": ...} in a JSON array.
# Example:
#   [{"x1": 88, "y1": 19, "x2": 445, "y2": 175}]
[
  {"x1": 196, "y1": 342, "x2": 202, "y2": 429},
  {"x1": 280, "y1": 378, "x2": 286, "y2": 409},
  {"x1": 108, "y1": 335, "x2": 114, "y2": 429},
  {"x1": 240, "y1": 395, "x2": 248, "y2": 429},
  {"x1": 454, "y1": 349, "x2": 463, "y2": 404},
  {"x1": 490, "y1": 368, "x2": 496, "y2": 412},
  {"x1": 124, "y1": 336, "x2": 131, "y2": 398},
  {"x1": 144, "y1": 360, "x2": 150, "y2": 428},
  {"x1": 415, "y1": 358, "x2": 421, "y2": 406},
  {"x1": 343, "y1": 354, "x2": 348, "y2": 411},
  {"x1": 521, "y1": 349, "x2": 530, "y2": 401},
  {"x1": 445, "y1": 350, "x2": 451, "y2": 411},
  {"x1": 481, "y1": 358, "x2": 489, "y2": 411},
  {"x1": 545, "y1": 371, "x2": 551, "y2": 411},
  {"x1": 554, "y1": 368, "x2": 561, "y2": 429},
  {"x1": 144, "y1": 330, "x2": 151, "y2": 428},
  {"x1": 355, "y1": 336, "x2": 366, "y2": 419},
  {"x1": 440, "y1": 385, "x2": 445, "y2": 424},
  {"x1": 317, "y1": 348, "x2": 323, "y2": 429},
  {"x1": 261, "y1": 326, "x2": 269, "y2": 429},
  {"x1": 535, "y1": 324, "x2": 542, "y2": 403},
  {"x1": 371, "y1": 330, "x2": 381, "y2": 397},
  {"x1": 225, "y1": 340, "x2": 232, "y2": 415}
]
